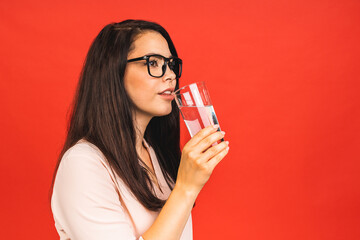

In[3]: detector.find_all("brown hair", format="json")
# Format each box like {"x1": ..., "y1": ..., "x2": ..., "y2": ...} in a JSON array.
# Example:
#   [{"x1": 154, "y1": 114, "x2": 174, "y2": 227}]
[{"x1": 50, "y1": 20, "x2": 181, "y2": 211}]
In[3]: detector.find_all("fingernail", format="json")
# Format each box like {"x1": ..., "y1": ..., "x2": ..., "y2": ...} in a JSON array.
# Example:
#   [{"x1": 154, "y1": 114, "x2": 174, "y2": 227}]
[
  {"x1": 213, "y1": 124, "x2": 219, "y2": 129},
  {"x1": 226, "y1": 147, "x2": 230, "y2": 151},
  {"x1": 221, "y1": 131, "x2": 226, "y2": 135},
  {"x1": 226, "y1": 141, "x2": 229, "y2": 145}
]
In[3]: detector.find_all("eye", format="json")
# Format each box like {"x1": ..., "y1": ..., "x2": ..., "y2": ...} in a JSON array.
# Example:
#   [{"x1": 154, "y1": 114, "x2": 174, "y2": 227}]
[
  {"x1": 148, "y1": 59, "x2": 159, "y2": 67},
  {"x1": 168, "y1": 60, "x2": 176, "y2": 70}
]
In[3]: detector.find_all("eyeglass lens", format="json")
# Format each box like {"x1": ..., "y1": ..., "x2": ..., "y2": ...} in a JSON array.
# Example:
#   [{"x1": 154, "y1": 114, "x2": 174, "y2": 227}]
[{"x1": 148, "y1": 55, "x2": 181, "y2": 78}]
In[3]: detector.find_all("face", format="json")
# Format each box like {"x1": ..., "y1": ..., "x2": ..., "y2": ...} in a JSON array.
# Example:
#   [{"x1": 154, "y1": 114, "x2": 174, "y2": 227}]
[{"x1": 124, "y1": 31, "x2": 177, "y2": 119}]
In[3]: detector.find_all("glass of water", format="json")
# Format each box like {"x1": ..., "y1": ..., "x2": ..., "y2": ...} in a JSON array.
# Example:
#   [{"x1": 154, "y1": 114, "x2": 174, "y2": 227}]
[{"x1": 174, "y1": 82, "x2": 224, "y2": 142}]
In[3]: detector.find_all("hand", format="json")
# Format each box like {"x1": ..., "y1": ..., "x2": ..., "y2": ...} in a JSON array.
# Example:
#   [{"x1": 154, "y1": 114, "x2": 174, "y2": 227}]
[{"x1": 175, "y1": 125, "x2": 229, "y2": 196}]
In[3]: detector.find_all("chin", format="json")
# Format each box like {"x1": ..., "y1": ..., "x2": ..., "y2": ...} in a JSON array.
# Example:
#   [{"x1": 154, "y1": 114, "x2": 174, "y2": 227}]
[{"x1": 155, "y1": 106, "x2": 173, "y2": 117}]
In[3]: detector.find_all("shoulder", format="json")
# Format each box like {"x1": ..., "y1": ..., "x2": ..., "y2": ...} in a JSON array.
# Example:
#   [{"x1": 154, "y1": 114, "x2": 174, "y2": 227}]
[
  {"x1": 52, "y1": 139, "x2": 122, "y2": 216},
  {"x1": 58, "y1": 140, "x2": 111, "y2": 174},
  {"x1": 51, "y1": 140, "x2": 137, "y2": 239},
  {"x1": 53, "y1": 140, "x2": 115, "y2": 198},
  {"x1": 62, "y1": 139, "x2": 105, "y2": 163}
]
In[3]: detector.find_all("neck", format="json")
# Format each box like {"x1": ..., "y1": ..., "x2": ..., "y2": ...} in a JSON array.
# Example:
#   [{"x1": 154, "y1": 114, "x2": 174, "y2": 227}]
[{"x1": 133, "y1": 111, "x2": 152, "y2": 155}]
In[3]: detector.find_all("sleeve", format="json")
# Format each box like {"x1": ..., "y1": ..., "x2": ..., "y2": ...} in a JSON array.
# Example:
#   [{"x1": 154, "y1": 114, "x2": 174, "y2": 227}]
[{"x1": 51, "y1": 147, "x2": 140, "y2": 240}]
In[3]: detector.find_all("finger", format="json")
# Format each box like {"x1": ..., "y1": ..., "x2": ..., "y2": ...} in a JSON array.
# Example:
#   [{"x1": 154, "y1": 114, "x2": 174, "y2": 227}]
[
  {"x1": 201, "y1": 141, "x2": 229, "y2": 162},
  {"x1": 196, "y1": 131, "x2": 225, "y2": 153},
  {"x1": 205, "y1": 145, "x2": 229, "y2": 170},
  {"x1": 187, "y1": 125, "x2": 219, "y2": 147}
]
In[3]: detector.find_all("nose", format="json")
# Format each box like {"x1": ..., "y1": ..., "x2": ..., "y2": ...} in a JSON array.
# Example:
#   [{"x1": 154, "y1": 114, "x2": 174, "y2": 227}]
[{"x1": 162, "y1": 62, "x2": 177, "y2": 82}]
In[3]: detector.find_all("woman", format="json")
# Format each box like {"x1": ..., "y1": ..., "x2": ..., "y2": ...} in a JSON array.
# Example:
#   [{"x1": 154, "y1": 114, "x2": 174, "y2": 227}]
[{"x1": 51, "y1": 19, "x2": 229, "y2": 240}]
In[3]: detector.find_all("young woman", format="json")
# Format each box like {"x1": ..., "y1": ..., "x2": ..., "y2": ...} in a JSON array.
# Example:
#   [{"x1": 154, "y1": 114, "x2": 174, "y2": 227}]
[{"x1": 51, "y1": 20, "x2": 229, "y2": 240}]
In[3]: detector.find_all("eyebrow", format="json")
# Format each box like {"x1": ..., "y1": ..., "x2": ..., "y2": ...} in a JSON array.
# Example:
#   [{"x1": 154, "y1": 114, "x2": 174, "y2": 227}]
[{"x1": 145, "y1": 53, "x2": 173, "y2": 58}]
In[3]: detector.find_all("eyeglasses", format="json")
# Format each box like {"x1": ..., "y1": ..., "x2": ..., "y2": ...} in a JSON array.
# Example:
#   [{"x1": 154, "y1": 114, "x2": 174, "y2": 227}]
[{"x1": 127, "y1": 54, "x2": 182, "y2": 79}]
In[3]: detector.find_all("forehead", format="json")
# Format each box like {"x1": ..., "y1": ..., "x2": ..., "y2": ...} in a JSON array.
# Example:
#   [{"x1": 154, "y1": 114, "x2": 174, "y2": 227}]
[{"x1": 128, "y1": 31, "x2": 172, "y2": 58}]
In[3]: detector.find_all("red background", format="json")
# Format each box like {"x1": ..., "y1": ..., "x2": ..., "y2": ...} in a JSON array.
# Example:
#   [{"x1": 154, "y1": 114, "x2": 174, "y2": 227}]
[{"x1": 1, "y1": 0, "x2": 360, "y2": 239}]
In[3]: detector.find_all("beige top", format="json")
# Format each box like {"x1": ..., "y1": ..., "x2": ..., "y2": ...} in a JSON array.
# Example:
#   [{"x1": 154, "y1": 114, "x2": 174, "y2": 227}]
[{"x1": 51, "y1": 139, "x2": 193, "y2": 240}]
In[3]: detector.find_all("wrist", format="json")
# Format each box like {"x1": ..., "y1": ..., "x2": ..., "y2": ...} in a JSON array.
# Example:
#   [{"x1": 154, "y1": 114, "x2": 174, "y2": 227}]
[{"x1": 173, "y1": 183, "x2": 200, "y2": 201}]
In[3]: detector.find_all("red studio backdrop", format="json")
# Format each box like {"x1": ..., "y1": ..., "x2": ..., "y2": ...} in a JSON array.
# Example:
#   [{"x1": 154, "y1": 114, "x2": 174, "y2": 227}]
[{"x1": 1, "y1": 0, "x2": 359, "y2": 239}]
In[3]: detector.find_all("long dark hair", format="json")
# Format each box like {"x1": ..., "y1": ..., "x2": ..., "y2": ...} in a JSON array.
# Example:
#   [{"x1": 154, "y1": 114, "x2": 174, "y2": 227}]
[{"x1": 50, "y1": 20, "x2": 181, "y2": 211}]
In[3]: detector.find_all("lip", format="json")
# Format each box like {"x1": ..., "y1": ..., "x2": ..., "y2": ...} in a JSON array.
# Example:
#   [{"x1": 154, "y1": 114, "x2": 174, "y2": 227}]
[
  {"x1": 158, "y1": 88, "x2": 175, "y2": 94},
  {"x1": 159, "y1": 94, "x2": 175, "y2": 100},
  {"x1": 158, "y1": 92, "x2": 175, "y2": 100}
]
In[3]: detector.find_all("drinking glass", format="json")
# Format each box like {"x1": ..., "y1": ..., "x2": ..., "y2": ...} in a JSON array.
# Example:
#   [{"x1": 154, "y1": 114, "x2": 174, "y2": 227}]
[{"x1": 174, "y1": 82, "x2": 224, "y2": 142}]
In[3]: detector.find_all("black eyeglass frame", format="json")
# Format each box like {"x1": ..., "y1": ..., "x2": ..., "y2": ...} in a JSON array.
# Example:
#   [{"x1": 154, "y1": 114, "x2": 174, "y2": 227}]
[{"x1": 127, "y1": 54, "x2": 182, "y2": 79}]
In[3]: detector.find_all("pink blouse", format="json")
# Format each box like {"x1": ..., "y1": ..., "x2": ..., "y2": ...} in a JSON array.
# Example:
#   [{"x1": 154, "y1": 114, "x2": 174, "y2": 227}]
[{"x1": 51, "y1": 139, "x2": 193, "y2": 240}]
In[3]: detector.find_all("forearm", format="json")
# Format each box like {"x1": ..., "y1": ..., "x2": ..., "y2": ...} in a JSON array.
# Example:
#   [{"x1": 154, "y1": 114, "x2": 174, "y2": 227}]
[
  {"x1": 142, "y1": 126, "x2": 228, "y2": 240},
  {"x1": 142, "y1": 185, "x2": 198, "y2": 240}
]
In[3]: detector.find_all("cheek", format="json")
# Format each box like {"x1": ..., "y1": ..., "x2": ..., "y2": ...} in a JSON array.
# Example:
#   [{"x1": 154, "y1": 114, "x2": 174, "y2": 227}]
[
  {"x1": 124, "y1": 68, "x2": 156, "y2": 104},
  {"x1": 125, "y1": 68, "x2": 144, "y2": 94}
]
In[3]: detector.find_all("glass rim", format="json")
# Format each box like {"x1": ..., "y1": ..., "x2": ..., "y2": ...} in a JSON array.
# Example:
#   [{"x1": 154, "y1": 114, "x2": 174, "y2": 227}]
[{"x1": 173, "y1": 81, "x2": 206, "y2": 95}]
